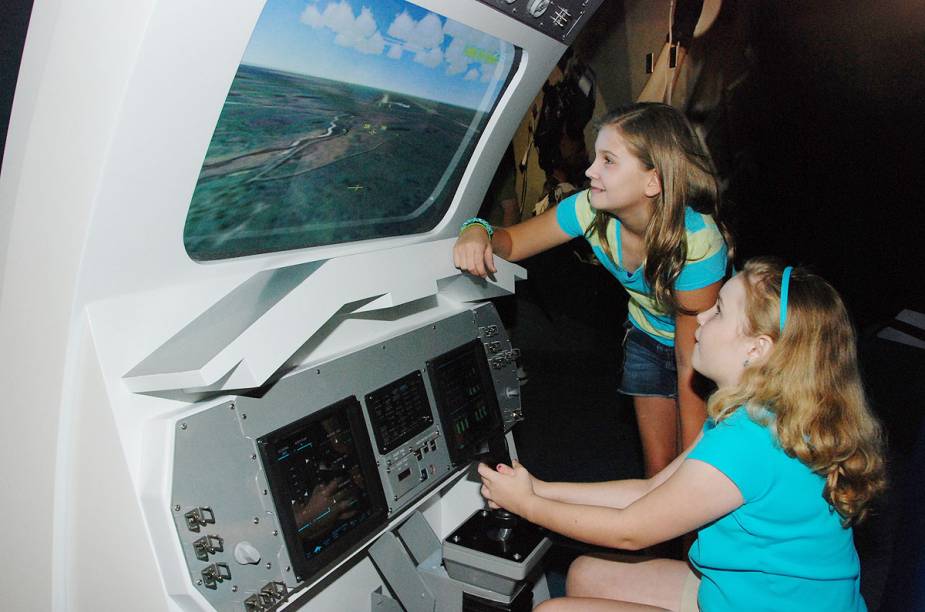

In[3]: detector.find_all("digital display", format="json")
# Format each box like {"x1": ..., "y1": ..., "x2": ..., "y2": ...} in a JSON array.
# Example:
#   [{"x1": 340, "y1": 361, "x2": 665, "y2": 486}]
[
  {"x1": 258, "y1": 396, "x2": 386, "y2": 583},
  {"x1": 365, "y1": 370, "x2": 433, "y2": 454},
  {"x1": 184, "y1": 0, "x2": 519, "y2": 260},
  {"x1": 427, "y1": 340, "x2": 503, "y2": 465}
]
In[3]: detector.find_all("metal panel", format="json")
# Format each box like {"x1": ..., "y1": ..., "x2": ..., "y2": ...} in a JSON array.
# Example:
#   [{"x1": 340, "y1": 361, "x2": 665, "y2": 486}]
[
  {"x1": 398, "y1": 512, "x2": 443, "y2": 566},
  {"x1": 369, "y1": 532, "x2": 436, "y2": 612},
  {"x1": 169, "y1": 303, "x2": 517, "y2": 610},
  {"x1": 171, "y1": 400, "x2": 293, "y2": 611},
  {"x1": 370, "y1": 587, "x2": 405, "y2": 612},
  {"x1": 475, "y1": 0, "x2": 606, "y2": 45},
  {"x1": 474, "y1": 304, "x2": 523, "y2": 431}
]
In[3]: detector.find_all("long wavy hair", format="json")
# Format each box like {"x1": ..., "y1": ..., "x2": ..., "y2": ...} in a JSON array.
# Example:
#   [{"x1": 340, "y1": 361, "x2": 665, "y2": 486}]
[
  {"x1": 708, "y1": 258, "x2": 886, "y2": 526},
  {"x1": 587, "y1": 102, "x2": 733, "y2": 315}
]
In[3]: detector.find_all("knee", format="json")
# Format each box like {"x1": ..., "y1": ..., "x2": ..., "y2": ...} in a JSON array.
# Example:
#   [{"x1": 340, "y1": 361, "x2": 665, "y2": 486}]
[
  {"x1": 564, "y1": 555, "x2": 596, "y2": 597},
  {"x1": 534, "y1": 598, "x2": 567, "y2": 612}
]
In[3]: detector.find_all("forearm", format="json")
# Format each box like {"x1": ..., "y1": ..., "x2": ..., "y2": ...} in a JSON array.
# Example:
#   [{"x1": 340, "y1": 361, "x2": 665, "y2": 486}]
[
  {"x1": 494, "y1": 208, "x2": 572, "y2": 261},
  {"x1": 521, "y1": 496, "x2": 645, "y2": 550},
  {"x1": 489, "y1": 227, "x2": 514, "y2": 260},
  {"x1": 673, "y1": 285, "x2": 719, "y2": 448},
  {"x1": 676, "y1": 363, "x2": 707, "y2": 449},
  {"x1": 533, "y1": 478, "x2": 651, "y2": 509}
]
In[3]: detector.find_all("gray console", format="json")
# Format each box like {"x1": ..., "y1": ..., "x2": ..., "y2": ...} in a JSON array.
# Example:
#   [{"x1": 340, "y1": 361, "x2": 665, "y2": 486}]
[{"x1": 169, "y1": 303, "x2": 521, "y2": 611}]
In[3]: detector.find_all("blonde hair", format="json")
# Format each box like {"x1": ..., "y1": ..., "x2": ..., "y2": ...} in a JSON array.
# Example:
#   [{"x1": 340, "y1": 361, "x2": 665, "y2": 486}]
[
  {"x1": 708, "y1": 258, "x2": 887, "y2": 526},
  {"x1": 587, "y1": 102, "x2": 733, "y2": 315}
]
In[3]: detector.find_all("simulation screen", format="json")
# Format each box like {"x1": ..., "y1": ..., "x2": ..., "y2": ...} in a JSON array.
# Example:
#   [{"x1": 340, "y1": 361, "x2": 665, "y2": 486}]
[
  {"x1": 365, "y1": 370, "x2": 434, "y2": 455},
  {"x1": 184, "y1": 0, "x2": 519, "y2": 260},
  {"x1": 427, "y1": 340, "x2": 502, "y2": 465},
  {"x1": 257, "y1": 396, "x2": 386, "y2": 583}
]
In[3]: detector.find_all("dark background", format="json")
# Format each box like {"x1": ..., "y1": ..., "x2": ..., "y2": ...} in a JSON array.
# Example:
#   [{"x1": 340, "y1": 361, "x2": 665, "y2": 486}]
[{"x1": 733, "y1": 0, "x2": 925, "y2": 329}]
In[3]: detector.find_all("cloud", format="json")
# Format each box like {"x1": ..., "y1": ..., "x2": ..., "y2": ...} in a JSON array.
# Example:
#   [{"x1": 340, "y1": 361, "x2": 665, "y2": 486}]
[
  {"x1": 444, "y1": 38, "x2": 469, "y2": 75},
  {"x1": 321, "y1": 1, "x2": 355, "y2": 32},
  {"x1": 414, "y1": 14, "x2": 444, "y2": 48},
  {"x1": 300, "y1": 5, "x2": 324, "y2": 28},
  {"x1": 387, "y1": 11, "x2": 444, "y2": 51},
  {"x1": 386, "y1": 11, "x2": 415, "y2": 41},
  {"x1": 301, "y1": 1, "x2": 384, "y2": 57},
  {"x1": 355, "y1": 31, "x2": 385, "y2": 55},
  {"x1": 355, "y1": 7, "x2": 377, "y2": 38},
  {"x1": 414, "y1": 47, "x2": 443, "y2": 69},
  {"x1": 299, "y1": 1, "x2": 506, "y2": 86}
]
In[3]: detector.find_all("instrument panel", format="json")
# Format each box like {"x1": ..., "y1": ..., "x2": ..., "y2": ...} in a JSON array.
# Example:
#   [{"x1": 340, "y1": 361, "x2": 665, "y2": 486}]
[
  {"x1": 476, "y1": 0, "x2": 606, "y2": 45},
  {"x1": 258, "y1": 396, "x2": 386, "y2": 585},
  {"x1": 169, "y1": 303, "x2": 520, "y2": 610}
]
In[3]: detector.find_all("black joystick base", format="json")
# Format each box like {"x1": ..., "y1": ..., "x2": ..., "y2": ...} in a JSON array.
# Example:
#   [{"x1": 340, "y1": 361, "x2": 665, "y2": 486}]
[
  {"x1": 443, "y1": 508, "x2": 552, "y2": 598},
  {"x1": 485, "y1": 509, "x2": 518, "y2": 547},
  {"x1": 446, "y1": 508, "x2": 547, "y2": 562}
]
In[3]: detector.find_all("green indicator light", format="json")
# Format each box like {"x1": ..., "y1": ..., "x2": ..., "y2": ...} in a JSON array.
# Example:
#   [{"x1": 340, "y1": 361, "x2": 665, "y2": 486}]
[{"x1": 463, "y1": 46, "x2": 499, "y2": 64}]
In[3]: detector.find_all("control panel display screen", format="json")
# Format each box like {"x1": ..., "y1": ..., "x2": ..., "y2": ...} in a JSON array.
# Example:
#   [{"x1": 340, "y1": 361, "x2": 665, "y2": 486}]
[
  {"x1": 365, "y1": 370, "x2": 433, "y2": 454},
  {"x1": 427, "y1": 340, "x2": 502, "y2": 465},
  {"x1": 258, "y1": 396, "x2": 386, "y2": 583}
]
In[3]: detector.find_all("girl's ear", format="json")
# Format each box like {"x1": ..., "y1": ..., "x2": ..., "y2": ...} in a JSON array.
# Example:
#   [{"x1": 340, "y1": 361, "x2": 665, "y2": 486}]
[
  {"x1": 644, "y1": 170, "x2": 662, "y2": 197},
  {"x1": 747, "y1": 335, "x2": 774, "y2": 363}
]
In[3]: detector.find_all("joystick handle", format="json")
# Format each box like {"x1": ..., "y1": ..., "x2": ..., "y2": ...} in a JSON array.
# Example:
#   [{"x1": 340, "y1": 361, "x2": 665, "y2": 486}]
[{"x1": 470, "y1": 432, "x2": 512, "y2": 469}]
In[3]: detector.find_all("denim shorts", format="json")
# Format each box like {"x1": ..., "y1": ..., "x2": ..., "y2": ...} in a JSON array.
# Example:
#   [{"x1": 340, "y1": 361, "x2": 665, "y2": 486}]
[{"x1": 618, "y1": 322, "x2": 678, "y2": 399}]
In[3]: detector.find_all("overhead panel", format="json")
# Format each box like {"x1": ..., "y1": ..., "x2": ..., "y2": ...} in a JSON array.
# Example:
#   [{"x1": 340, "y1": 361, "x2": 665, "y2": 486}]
[{"x1": 475, "y1": 0, "x2": 606, "y2": 45}]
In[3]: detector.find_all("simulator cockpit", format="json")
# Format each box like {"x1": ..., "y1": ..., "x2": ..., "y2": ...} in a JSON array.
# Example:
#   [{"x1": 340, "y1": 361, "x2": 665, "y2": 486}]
[{"x1": 1, "y1": 0, "x2": 603, "y2": 610}]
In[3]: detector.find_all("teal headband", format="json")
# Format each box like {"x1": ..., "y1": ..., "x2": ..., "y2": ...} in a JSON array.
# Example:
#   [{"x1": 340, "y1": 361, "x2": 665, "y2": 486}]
[{"x1": 779, "y1": 266, "x2": 793, "y2": 332}]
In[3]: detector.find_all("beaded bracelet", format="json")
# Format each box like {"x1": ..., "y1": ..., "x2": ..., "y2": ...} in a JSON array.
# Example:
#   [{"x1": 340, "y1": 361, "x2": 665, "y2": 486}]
[{"x1": 459, "y1": 217, "x2": 494, "y2": 238}]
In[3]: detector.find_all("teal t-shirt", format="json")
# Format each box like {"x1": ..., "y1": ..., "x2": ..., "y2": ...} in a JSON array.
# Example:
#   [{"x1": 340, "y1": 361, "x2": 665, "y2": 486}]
[
  {"x1": 687, "y1": 407, "x2": 865, "y2": 611},
  {"x1": 555, "y1": 190, "x2": 727, "y2": 346}
]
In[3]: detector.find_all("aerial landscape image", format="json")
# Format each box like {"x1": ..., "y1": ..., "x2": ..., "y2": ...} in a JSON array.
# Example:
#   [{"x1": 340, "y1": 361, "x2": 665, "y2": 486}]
[{"x1": 184, "y1": 0, "x2": 516, "y2": 261}]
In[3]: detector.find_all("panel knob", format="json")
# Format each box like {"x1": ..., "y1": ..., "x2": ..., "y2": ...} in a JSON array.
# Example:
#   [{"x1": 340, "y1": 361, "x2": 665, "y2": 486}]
[
  {"x1": 233, "y1": 541, "x2": 261, "y2": 565},
  {"x1": 527, "y1": 0, "x2": 551, "y2": 17}
]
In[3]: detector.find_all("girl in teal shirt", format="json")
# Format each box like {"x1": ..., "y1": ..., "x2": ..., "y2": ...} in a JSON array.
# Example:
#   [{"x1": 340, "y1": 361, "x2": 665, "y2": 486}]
[
  {"x1": 456, "y1": 103, "x2": 733, "y2": 479},
  {"x1": 479, "y1": 258, "x2": 886, "y2": 611}
]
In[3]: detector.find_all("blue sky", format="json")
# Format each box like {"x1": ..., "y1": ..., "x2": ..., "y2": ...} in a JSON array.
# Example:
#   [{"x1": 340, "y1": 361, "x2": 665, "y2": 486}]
[{"x1": 240, "y1": 0, "x2": 516, "y2": 109}]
